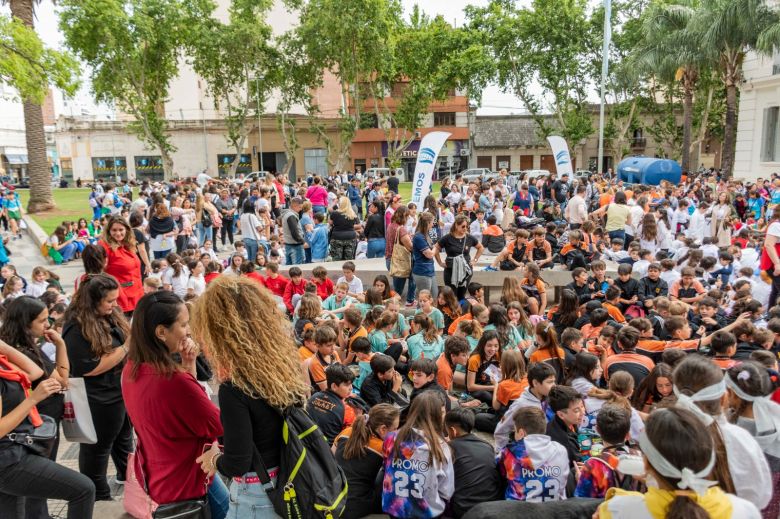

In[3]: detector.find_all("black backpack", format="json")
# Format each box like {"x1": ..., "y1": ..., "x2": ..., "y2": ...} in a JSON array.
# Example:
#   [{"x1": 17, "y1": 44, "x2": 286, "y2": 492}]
[{"x1": 253, "y1": 405, "x2": 348, "y2": 519}]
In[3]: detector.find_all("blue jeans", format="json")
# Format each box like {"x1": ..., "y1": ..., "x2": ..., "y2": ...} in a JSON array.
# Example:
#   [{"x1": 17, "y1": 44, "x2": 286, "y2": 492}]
[
  {"x1": 92, "y1": 207, "x2": 102, "y2": 221},
  {"x1": 285, "y1": 244, "x2": 304, "y2": 265},
  {"x1": 196, "y1": 223, "x2": 212, "y2": 246},
  {"x1": 244, "y1": 238, "x2": 259, "y2": 265},
  {"x1": 59, "y1": 242, "x2": 77, "y2": 262},
  {"x1": 227, "y1": 474, "x2": 278, "y2": 519},
  {"x1": 367, "y1": 238, "x2": 386, "y2": 259},
  {"x1": 313, "y1": 205, "x2": 326, "y2": 215},
  {"x1": 393, "y1": 275, "x2": 416, "y2": 304},
  {"x1": 608, "y1": 230, "x2": 626, "y2": 244},
  {"x1": 207, "y1": 476, "x2": 229, "y2": 519},
  {"x1": 153, "y1": 249, "x2": 172, "y2": 260}
]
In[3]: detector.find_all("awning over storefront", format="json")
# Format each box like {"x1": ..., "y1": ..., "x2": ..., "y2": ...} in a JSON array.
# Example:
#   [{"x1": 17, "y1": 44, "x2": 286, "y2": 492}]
[{"x1": 4, "y1": 154, "x2": 28, "y2": 164}]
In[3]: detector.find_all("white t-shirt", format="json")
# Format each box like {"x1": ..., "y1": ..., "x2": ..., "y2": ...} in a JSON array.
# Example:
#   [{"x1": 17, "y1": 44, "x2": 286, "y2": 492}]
[
  {"x1": 337, "y1": 275, "x2": 363, "y2": 295},
  {"x1": 240, "y1": 213, "x2": 262, "y2": 241},
  {"x1": 767, "y1": 221, "x2": 780, "y2": 239},
  {"x1": 187, "y1": 274, "x2": 206, "y2": 296},
  {"x1": 162, "y1": 266, "x2": 190, "y2": 298}
]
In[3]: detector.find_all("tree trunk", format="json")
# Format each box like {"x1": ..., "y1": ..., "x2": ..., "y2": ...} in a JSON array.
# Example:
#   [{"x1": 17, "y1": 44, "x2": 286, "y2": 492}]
[
  {"x1": 721, "y1": 82, "x2": 738, "y2": 178},
  {"x1": 160, "y1": 147, "x2": 174, "y2": 180},
  {"x1": 229, "y1": 131, "x2": 248, "y2": 178},
  {"x1": 10, "y1": 0, "x2": 54, "y2": 213},
  {"x1": 681, "y1": 80, "x2": 694, "y2": 174}
]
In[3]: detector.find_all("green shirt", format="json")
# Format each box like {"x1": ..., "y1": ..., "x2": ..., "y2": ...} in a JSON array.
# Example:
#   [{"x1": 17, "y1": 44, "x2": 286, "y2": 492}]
[
  {"x1": 416, "y1": 308, "x2": 445, "y2": 331},
  {"x1": 406, "y1": 332, "x2": 444, "y2": 361}
]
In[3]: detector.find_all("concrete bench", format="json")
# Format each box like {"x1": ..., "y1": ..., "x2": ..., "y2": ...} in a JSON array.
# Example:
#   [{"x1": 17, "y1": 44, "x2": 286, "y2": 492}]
[{"x1": 279, "y1": 257, "x2": 626, "y2": 304}]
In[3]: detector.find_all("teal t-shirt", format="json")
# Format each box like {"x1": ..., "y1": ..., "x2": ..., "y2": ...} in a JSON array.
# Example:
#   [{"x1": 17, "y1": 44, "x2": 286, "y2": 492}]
[
  {"x1": 322, "y1": 294, "x2": 354, "y2": 317},
  {"x1": 416, "y1": 308, "x2": 445, "y2": 331},
  {"x1": 406, "y1": 332, "x2": 445, "y2": 361},
  {"x1": 354, "y1": 359, "x2": 372, "y2": 390},
  {"x1": 355, "y1": 302, "x2": 374, "y2": 319},
  {"x1": 389, "y1": 314, "x2": 409, "y2": 339},
  {"x1": 369, "y1": 329, "x2": 389, "y2": 353},
  {"x1": 483, "y1": 323, "x2": 522, "y2": 351}
]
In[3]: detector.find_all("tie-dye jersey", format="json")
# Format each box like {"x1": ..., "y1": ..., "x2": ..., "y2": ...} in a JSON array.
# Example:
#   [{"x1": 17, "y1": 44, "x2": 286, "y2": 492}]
[
  {"x1": 497, "y1": 438, "x2": 568, "y2": 502},
  {"x1": 574, "y1": 451, "x2": 620, "y2": 498},
  {"x1": 578, "y1": 410, "x2": 604, "y2": 460},
  {"x1": 382, "y1": 430, "x2": 454, "y2": 518}
]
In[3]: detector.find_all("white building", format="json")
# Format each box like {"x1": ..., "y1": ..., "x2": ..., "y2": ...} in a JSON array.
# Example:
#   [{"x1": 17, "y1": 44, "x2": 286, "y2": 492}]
[{"x1": 734, "y1": 46, "x2": 780, "y2": 181}]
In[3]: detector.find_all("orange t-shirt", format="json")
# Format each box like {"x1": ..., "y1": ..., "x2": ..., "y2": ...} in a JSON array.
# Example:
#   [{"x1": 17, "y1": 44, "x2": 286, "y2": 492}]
[
  {"x1": 448, "y1": 313, "x2": 473, "y2": 336},
  {"x1": 348, "y1": 326, "x2": 368, "y2": 351},
  {"x1": 713, "y1": 357, "x2": 738, "y2": 370},
  {"x1": 599, "y1": 193, "x2": 613, "y2": 207},
  {"x1": 298, "y1": 346, "x2": 315, "y2": 362},
  {"x1": 602, "y1": 302, "x2": 626, "y2": 324},
  {"x1": 436, "y1": 355, "x2": 454, "y2": 390},
  {"x1": 496, "y1": 378, "x2": 528, "y2": 407}
]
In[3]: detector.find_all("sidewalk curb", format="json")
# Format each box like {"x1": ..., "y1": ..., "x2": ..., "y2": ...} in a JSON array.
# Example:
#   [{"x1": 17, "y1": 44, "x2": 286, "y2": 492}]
[{"x1": 22, "y1": 215, "x2": 52, "y2": 263}]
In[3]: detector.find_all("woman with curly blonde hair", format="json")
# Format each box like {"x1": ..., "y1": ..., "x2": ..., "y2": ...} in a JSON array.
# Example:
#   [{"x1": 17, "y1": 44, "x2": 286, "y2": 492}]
[{"x1": 193, "y1": 276, "x2": 309, "y2": 518}]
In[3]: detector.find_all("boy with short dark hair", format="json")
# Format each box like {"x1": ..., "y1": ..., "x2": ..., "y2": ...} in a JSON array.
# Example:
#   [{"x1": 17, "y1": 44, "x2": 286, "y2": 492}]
[
  {"x1": 638, "y1": 263, "x2": 668, "y2": 309},
  {"x1": 560, "y1": 230, "x2": 588, "y2": 270},
  {"x1": 306, "y1": 364, "x2": 357, "y2": 445},
  {"x1": 566, "y1": 267, "x2": 594, "y2": 305},
  {"x1": 283, "y1": 266, "x2": 307, "y2": 313},
  {"x1": 498, "y1": 407, "x2": 569, "y2": 502},
  {"x1": 263, "y1": 261, "x2": 290, "y2": 298},
  {"x1": 360, "y1": 354, "x2": 407, "y2": 407},
  {"x1": 574, "y1": 404, "x2": 638, "y2": 498},
  {"x1": 337, "y1": 260, "x2": 363, "y2": 298},
  {"x1": 445, "y1": 408, "x2": 502, "y2": 516},
  {"x1": 437, "y1": 335, "x2": 470, "y2": 392},
  {"x1": 306, "y1": 325, "x2": 340, "y2": 392},
  {"x1": 690, "y1": 296, "x2": 726, "y2": 334},
  {"x1": 409, "y1": 358, "x2": 450, "y2": 409},
  {"x1": 560, "y1": 327, "x2": 584, "y2": 370},
  {"x1": 710, "y1": 330, "x2": 738, "y2": 370},
  {"x1": 603, "y1": 285, "x2": 626, "y2": 323},
  {"x1": 546, "y1": 386, "x2": 585, "y2": 470},
  {"x1": 494, "y1": 363, "x2": 557, "y2": 452},
  {"x1": 614, "y1": 263, "x2": 640, "y2": 311}
]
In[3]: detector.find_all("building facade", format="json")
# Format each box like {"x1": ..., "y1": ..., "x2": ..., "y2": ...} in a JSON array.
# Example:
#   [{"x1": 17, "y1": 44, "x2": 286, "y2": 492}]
[{"x1": 734, "y1": 47, "x2": 780, "y2": 181}]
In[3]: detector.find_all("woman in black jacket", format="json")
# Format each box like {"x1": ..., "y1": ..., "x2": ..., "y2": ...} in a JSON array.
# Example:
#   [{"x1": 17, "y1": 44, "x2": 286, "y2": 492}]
[
  {"x1": 364, "y1": 200, "x2": 386, "y2": 259},
  {"x1": 193, "y1": 276, "x2": 311, "y2": 517},
  {"x1": 63, "y1": 274, "x2": 132, "y2": 501}
]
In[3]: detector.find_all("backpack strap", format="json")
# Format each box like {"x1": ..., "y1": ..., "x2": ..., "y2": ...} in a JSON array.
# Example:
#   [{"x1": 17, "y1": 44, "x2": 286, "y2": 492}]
[{"x1": 251, "y1": 443, "x2": 274, "y2": 488}]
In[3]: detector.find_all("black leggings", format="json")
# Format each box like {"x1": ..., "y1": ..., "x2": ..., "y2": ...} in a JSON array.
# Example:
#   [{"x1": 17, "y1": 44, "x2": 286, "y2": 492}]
[
  {"x1": 0, "y1": 452, "x2": 95, "y2": 519},
  {"x1": 443, "y1": 266, "x2": 470, "y2": 300},
  {"x1": 768, "y1": 269, "x2": 780, "y2": 309},
  {"x1": 80, "y1": 399, "x2": 134, "y2": 500},
  {"x1": 220, "y1": 222, "x2": 234, "y2": 246}
]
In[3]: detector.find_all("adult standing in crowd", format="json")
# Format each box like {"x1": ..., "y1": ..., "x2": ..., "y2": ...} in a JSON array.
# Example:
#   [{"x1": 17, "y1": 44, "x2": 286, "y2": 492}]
[
  {"x1": 215, "y1": 189, "x2": 236, "y2": 250},
  {"x1": 565, "y1": 185, "x2": 588, "y2": 229},
  {"x1": 710, "y1": 191, "x2": 734, "y2": 247},
  {"x1": 434, "y1": 214, "x2": 483, "y2": 300},
  {"x1": 412, "y1": 212, "x2": 438, "y2": 300},
  {"x1": 122, "y1": 291, "x2": 228, "y2": 519},
  {"x1": 0, "y1": 296, "x2": 70, "y2": 518},
  {"x1": 0, "y1": 341, "x2": 95, "y2": 518},
  {"x1": 386, "y1": 205, "x2": 416, "y2": 306},
  {"x1": 281, "y1": 197, "x2": 306, "y2": 265},
  {"x1": 193, "y1": 276, "x2": 310, "y2": 518},
  {"x1": 129, "y1": 212, "x2": 151, "y2": 279},
  {"x1": 364, "y1": 200, "x2": 386, "y2": 259},
  {"x1": 591, "y1": 190, "x2": 632, "y2": 243},
  {"x1": 149, "y1": 202, "x2": 177, "y2": 260},
  {"x1": 63, "y1": 274, "x2": 133, "y2": 502},
  {"x1": 329, "y1": 196, "x2": 361, "y2": 261},
  {"x1": 239, "y1": 200, "x2": 264, "y2": 265},
  {"x1": 306, "y1": 176, "x2": 329, "y2": 215},
  {"x1": 762, "y1": 205, "x2": 780, "y2": 308},
  {"x1": 99, "y1": 216, "x2": 143, "y2": 315}
]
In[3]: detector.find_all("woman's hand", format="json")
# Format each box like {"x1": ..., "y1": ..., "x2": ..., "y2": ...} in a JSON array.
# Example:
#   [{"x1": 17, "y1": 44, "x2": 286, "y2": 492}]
[
  {"x1": 195, "y1": 442, "x2": 221, "y2": 477},
  {"x1": 30, "y1": 378, "x2": 62, "y2": 404},
  {"x1": 51, "y1": 369, "x2": 69, "y2": 390},
  {"x1": 43, "y1": 329, "x2": 64, "y2": 347},
  {"x1": 180, "y1": 337, "x2": 200, "y2": 365}
]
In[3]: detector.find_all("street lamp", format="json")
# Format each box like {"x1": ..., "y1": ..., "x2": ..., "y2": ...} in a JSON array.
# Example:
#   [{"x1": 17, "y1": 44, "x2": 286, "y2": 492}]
[
  {"x1": 597, "y1": 0, "x2": 612, "y2": 177},
  {"x1": 252, "y1": 76, "x2": 264, "y2": 173}
]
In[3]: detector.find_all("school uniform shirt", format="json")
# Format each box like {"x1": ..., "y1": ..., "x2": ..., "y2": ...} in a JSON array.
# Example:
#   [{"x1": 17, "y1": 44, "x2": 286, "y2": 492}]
[
  {"x1": 406, "y1": 332, "x2": 444, "y2": 361},
  {"x1": 186, "y1": 274, "x2": 206, "y2": 296},
  {"x1": 495, "y1": 378, "x2": 527, "y2": 408},
  {"x1": 483, "y1": 324, "x2": 523, "y2": 351},
  {"x1": 307, "y1": 352, "x2": 335, "y2": 392},
  {"x1": 637, "y1": 277, "x2": 668, "y2": 303},
  {"x1": 369, "y1": 329, "x2": 391, "y2": 354},
  {"x1": 390, "y1": 315, "x2": 410, "y2": 339},
  {"x1": 635, "y1": 338, "x2": 699, "y2": 364},
  {"x1": 598, "y1": 486, "x2": 760, "y2": 519},
  {"x1": 283, "y1": 279, "x2": 307, "y2": 313},
  {"x1": 498, "y1": 434, "x2": 569, "y2": 502},
  {"x1": 467, "y1": 353, "x2": 500, "y2": 388},
  {"x1": 322, "y1": 295, "x2": 355, "y2": 318},
  {"x1": 602, "y1": 302, "x2": 626, "y2": 323},
  {"x1": 603, "y1": 351, "x2": 655, "y2": 389},
  {"x1": 382, "y1": 430, "x2": 454, "y2": 518},
  {"x1": 669, "y1": 278, "x2": 706, "y2": 300},
  {"x1": 565, "y1": 281, "x2": 594, "y2": 305},
  {"x1": 334, "y1": 428, "x2": 384, "y2": 519},
  {"x1": 529, "y1": 347, "x2": 567, "y2": 384},
  {"x1": 415, "y1": 308, "x2": 445, "y2": 331},
  {"x1": 448, "y1": 434, "x2": 502, "y2": 517},
  {"x1": 306, "y1": 389, "x2": 355, "y2": 446},
  {"x1": 312, "y1": 277, "x2": 334, "y2": 300}
]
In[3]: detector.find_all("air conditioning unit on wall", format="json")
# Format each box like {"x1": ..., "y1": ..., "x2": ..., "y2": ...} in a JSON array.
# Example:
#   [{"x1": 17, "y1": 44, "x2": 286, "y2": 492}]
[{"x1": 460, "y1": 148, "x2": 470, "y2": 156}]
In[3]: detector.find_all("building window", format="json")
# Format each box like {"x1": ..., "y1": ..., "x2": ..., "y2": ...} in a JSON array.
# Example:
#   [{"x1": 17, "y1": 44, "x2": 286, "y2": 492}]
[
  {"x1": 773, "y1": 52, "x2": 780, "y2": 75},
  {"x1": 391, "y1": 82, "x2": 408, "y2": 98},
  {"x1": 434, "y1": 112, "x2": 456, "y2": 127},
  {"x1": 135, "y1": 156, "x2": 164, "y2": 181},
  {"x1": 217, "y1": 154, "x2": 252, "y2": 177},
  {"x1": 92, "y1": 156, "x2": 127, "y2": 181},
  {"x1": 359, "y1": 113, "x2": 378, "y2": 129},
  {"x1": 762, "y1": 107, "x2": 780, "y2": 162},
  {"x1": 305, "y1": 148, "x2": 328, "y2": 177}
]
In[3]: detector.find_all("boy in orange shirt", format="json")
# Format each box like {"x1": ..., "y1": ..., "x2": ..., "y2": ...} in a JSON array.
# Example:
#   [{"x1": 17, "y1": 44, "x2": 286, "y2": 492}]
[
  {"x1": 602, "y1": 286, "x2": 626, "y2": 324},
  {"x1": 710, "y1": 330, "x2": 739, "y2": 370}
]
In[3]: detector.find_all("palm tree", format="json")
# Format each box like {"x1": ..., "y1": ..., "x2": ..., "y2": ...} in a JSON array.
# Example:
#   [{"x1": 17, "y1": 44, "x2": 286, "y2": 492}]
[
  {"x1": 693, "y1": 0, "x2": 780, "y2": 177},
  {"x1": 4, "y1": 0, "x2": 54, "y2": 212},
  {"x1": 636, "y1": 0, "x2": 707, "y2": 174}
]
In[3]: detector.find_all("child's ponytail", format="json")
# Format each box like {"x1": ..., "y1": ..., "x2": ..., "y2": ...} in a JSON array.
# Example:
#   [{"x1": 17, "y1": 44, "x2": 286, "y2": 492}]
[
  {"x1": 342, "y1": 403, "x2": 399, "y2": 460},
  {"x1": 666, "y1": 494, "x2": 710, "y2": 519}
]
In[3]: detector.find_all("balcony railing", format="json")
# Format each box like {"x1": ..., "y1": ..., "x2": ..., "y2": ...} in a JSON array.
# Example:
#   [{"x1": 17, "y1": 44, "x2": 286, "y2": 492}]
[{"x1": 631, "y1": 137, "x2": 647, "y2": 148}]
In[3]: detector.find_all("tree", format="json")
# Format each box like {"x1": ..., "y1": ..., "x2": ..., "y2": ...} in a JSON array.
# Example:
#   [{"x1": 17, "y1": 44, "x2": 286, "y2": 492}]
[
  {"x1": 60, "y1": 0, "x2": 212, "y2": 180},
  {"x1": 691, "y1": 0, "x2": 780, "y2": 176},
  {"x1": 1, "y1": 1, "x2": 78, "y2": 212},
  {"x1": 188, "y1": 0, "x2": 278, "y2": 178},
  {"x1": 635, "y1": 0, "x2": 707, "y2": 173},
  {"x1": 467, "y1": 0, "x2": 595, "y2": 158},
  {"x1": 295, "y1": 0, "x2": 401, "y2": 171}
]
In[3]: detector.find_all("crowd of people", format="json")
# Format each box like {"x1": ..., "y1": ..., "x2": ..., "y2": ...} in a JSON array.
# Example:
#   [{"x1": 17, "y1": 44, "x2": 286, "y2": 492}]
[{"x1": 0, "y1": 166, "x2": 779, "y2": 519}]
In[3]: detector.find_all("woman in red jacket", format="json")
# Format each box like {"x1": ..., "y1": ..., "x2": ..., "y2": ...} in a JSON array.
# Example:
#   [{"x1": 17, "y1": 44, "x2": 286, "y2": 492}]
[
  {"x1": 122, "y1": 291, "x2": 228, "y2": 518},
  {"x1": 99, "y1": 216, "x2": 143, "y2": 315}
]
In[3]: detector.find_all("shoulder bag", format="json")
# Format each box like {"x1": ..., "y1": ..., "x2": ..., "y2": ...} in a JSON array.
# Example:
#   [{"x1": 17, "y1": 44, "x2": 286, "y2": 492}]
[
  {"x1": 389, "y1": 226, "x2": 411, "y2": 278},
  {"x1": 8, "y1": 414, "x2": 57, "y2": 458}
]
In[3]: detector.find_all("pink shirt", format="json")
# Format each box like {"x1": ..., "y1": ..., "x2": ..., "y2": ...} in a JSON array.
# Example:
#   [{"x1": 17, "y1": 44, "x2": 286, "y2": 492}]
[{"x1": 306, "y1": 185, "x2": 328, "y2": 207}]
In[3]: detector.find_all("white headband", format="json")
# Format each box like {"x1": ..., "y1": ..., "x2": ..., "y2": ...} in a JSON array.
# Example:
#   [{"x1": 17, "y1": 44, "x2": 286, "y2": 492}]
[
  {"x1": 725, "y1": 373, "x2": 780, "y2": 458},
  {"x1": 639, "y1": 431, "x2": 717, "y2": 495},
  {"x1": 673, "y1": 379, "x2": 726, "y2": 426}
]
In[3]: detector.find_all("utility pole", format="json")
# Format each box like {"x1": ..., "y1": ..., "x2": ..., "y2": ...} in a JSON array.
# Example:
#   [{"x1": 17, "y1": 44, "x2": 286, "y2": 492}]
[
  {"x1": 597, "y1": 0, "x2": 612, "y2": 176},
  {"x1": 257, "y1": 77, "x2": 264, "y2": 172}
]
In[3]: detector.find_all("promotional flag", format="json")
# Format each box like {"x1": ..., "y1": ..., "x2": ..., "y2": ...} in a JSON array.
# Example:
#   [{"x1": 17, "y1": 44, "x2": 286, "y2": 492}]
[
  {"x1": 410, "y1": 131, "x2": 451, "y2": 206},
  {"x1": 546, "y1": 135, "x2": 574, "y2": 176}
]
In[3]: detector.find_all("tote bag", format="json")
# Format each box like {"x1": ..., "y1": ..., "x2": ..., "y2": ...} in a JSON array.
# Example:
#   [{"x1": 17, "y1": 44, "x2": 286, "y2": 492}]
[
  {"x1": 389, "y1": 227, "x2": 411, "y2": 278},
  {"x1": 62, "y1": 378, "x2": 97, "y2": 444}
]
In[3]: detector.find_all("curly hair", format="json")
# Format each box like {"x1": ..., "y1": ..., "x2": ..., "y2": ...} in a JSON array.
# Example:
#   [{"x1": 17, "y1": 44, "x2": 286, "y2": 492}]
[{"x1": 190, "y1": 276, "x2": 309, "y2": 408}]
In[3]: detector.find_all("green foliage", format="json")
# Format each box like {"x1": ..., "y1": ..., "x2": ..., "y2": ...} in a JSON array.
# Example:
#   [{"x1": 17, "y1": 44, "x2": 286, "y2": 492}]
[
  {"x1": 59, "y1": 0, "x2": 214, "y2": 178},
  {"x1": 467, "y1": 0, "x2": 594, "y2": 152},
  {"x1": 0, "y1": 15, "x2": 79, "y2": 103}
]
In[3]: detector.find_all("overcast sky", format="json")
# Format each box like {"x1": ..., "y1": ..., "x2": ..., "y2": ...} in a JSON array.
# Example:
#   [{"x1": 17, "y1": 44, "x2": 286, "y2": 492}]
[{"x1": 5, "y1": 0, "x2": 540, "y2": 116}]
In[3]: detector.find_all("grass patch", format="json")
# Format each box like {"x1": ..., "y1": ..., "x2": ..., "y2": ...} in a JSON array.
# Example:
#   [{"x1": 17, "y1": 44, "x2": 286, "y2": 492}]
[
  {"x1": 19, "y1": 188, "x2": 96, "y2": 235},
  {"x1": 398, "y1": 181, "x2": 440, "y2": 203}
]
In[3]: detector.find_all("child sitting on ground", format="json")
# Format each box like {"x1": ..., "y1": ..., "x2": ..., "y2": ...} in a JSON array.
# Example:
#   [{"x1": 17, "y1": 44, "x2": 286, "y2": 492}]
[
  {"x1": 306, "y1": 364, "x2": 357, "y2": 445},
  {"x1": 498, "y1": 407, "x2": 569, "y2": 502}
]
